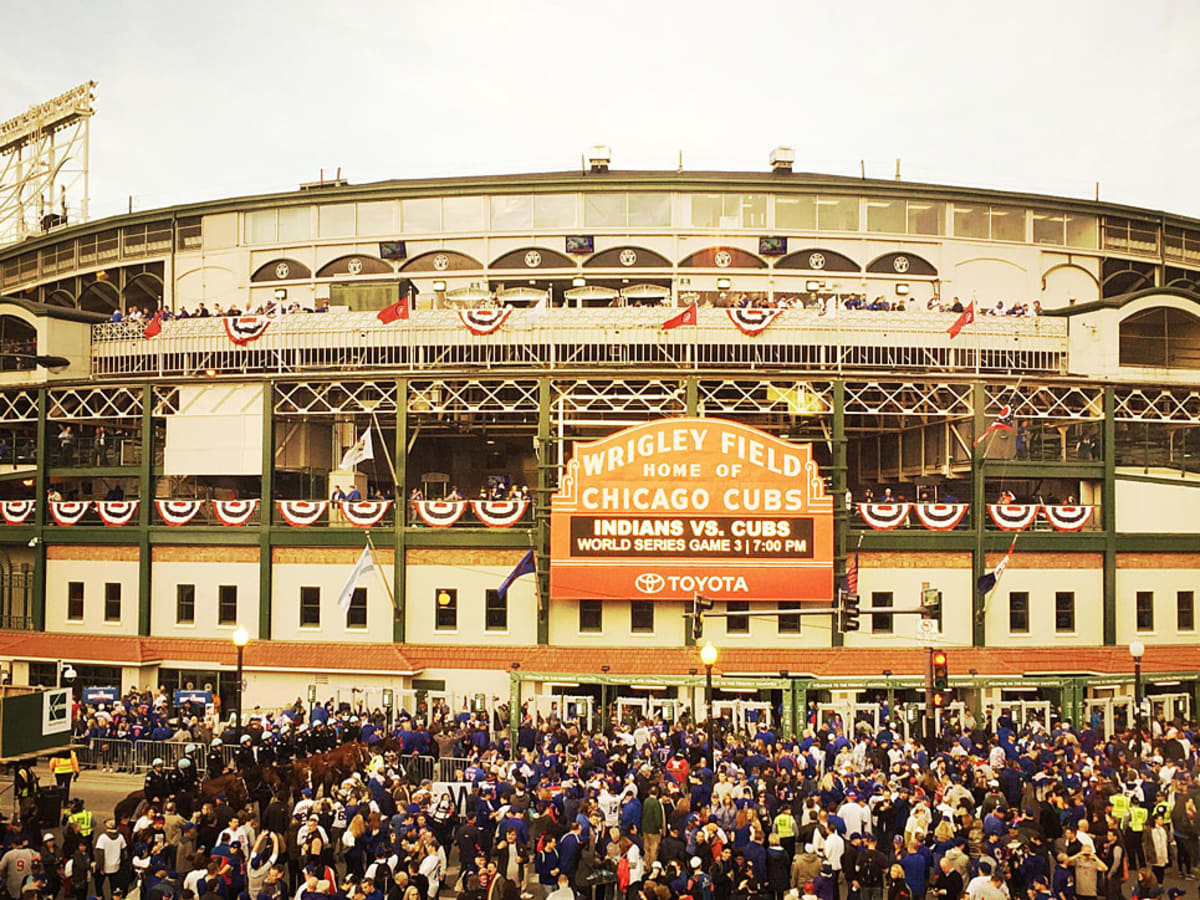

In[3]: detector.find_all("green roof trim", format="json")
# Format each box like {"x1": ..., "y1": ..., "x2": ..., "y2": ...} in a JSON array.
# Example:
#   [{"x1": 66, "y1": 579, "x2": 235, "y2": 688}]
[
  {"x1": 1044, "y1": 285, "x2": 1200, "y2": 317},
  {"x1": 0, "y1": 295, "x2": 109, "y2": 323}
]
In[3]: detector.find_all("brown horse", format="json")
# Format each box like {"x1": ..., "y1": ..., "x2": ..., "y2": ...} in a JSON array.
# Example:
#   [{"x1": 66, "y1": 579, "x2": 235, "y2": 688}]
[{"x1": 113, "y1": 772, "x2": 249, "y2": 822}]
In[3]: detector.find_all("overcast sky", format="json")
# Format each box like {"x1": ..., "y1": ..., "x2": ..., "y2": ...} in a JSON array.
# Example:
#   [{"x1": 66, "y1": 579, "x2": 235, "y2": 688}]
[{"x1": 6, "y1": 0, "x2": 1200, "y2": 222}]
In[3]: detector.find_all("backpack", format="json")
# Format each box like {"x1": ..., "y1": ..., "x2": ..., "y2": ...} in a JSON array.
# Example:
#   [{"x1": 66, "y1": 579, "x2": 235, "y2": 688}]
[{"x1": 617, "y1": 857, "x2": 630, "y2": 891}]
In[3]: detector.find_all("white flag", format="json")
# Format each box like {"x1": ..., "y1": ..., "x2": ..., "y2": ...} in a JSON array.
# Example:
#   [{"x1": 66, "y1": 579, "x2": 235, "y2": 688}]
[
  {"x1": 339, "y1": 428, "x2": 374, "y2": 470},
  {"x1": 337, "y1": 546, "x2": 374, "y2": 613}
]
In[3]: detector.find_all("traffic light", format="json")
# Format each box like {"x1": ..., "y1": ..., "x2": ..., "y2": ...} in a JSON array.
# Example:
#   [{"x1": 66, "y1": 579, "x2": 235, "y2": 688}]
[
  {"x1": 931, "y1": 649, "x2": 949, "y2": 690},
  {"x1": 838, "y1": 591, "x2": 861, "y2": 632},
  {"x1": 692, "y1": 594, "x2": 714, "y2": 640},
  {"x1": 930, "y1": 690, "x2": 947, "y2": 708}
]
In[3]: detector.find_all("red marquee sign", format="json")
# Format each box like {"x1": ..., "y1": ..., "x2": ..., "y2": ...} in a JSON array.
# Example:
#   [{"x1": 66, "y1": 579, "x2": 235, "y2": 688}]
[{"x1": 550, "y1": 418, "x2": 833, "y2": 603}]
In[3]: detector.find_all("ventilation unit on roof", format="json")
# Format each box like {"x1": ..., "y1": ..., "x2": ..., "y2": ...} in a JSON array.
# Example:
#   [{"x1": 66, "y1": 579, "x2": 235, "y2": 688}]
[
  {"x1": 585, "y1": 146, "x2": 611, "y2": 173},
  {"x1": 299, "y1": 167, "x2": 349, "y2": 191},
  {"x1": 769, "y1": 147, "x2": 795, "y2": 173}
]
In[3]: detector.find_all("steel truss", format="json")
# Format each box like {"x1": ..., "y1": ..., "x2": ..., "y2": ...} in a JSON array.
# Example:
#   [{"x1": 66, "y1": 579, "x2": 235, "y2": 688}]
[
  {"x1": 986, "y1": 383, "x2": 1104, "y2": 420},
  {"x1": 0, "y1": 390, "x2": 38, "y2": 423},
  {"x1": 552, "y1": 379, "x2": 686, "y2": 425},
  {"x1": 47, "y1": 385, "x2": 141, "y2": 420},
  {"x1": 1113, "y1": 387, "x2": 1200, "y2": 423},
  {"x1": 274, "y1": 381, "x2": 397, "y2": 416},
  {"x1": 409, "y1": 379, "x2": 540, "y2": 418}
]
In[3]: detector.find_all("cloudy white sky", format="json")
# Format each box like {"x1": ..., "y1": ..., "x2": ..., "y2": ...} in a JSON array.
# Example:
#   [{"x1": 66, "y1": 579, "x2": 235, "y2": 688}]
[{"x1": 6, "y1": 0, "x2": 1200, "y2": 221}]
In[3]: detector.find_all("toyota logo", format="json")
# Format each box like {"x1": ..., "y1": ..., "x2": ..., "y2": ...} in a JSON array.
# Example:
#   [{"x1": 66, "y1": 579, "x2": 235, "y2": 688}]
[{"x1": 635, "y1": 573, "x2": 665, "y2": 594}]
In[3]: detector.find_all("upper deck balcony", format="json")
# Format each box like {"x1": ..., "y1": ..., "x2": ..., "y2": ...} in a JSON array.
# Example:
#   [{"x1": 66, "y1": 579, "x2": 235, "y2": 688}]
[{"x1": 88, "y1": 308, "x2": 1067, "y2": 380}]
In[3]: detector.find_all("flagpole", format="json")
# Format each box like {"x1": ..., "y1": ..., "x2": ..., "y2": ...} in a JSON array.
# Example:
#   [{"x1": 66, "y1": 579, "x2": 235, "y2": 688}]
[
  {"x1": 365, "y1": 531, "x2": 397, "y2": 611},
  {"x1": 370, "y1": 410, "x2": 400, "y2": 492}
]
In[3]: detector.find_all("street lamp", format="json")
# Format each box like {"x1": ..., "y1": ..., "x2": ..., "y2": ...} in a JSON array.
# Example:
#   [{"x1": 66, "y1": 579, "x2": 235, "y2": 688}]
[
  {"x1": 1130, "y1": 640, "x2": 1144, "y2": 759},
  {"x1": 232, "y1": 627, "x2": 249, "y2": 741},
  {"x1": 700, "y1": 641, "x2": 718, "y2": 778}
]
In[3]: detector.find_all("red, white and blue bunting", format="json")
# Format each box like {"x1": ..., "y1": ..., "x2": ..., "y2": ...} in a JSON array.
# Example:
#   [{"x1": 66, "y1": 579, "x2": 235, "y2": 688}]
[
  {"x1": 340, "y1": 500, "x2": 391, "y2": 527},
  {"x1": 987, "y1": 504, "x2": 1040, "y2": 531},
  {"x1": 97, "y1": 500, "x2": 139, "y2": 526},
  {"x1": 414, "y1": 500, "x2": 468, "y2": 528},
  {"x1": 0, "y1": 500, "x2": 34, "y2": 524},
  {"x1": 212, "y1": 499, "x2": 259, "y2": 526},
  {"x1": 223, "y1": 316, "x2": 272, "y2": 346},
  {"x1": 457, "y1": 309, "x2": 511, "y2": 336},
  {"x1": 726, "y1": 308, "x2": 784, "y2": 336},
  {"x1": 857, "y1": 503, "x2": 911, "y2": 530},
  {"x1": 276, "y1": 500, "x2": 328, "y2": 527},
  {"x1": 50, "y1": 501, "x2": 90, "y2": 526},
  {"x1": 470, "y1": 499, "x2": 530, "y2": 528},
  {"x1": 1042, "y1": 505, "x2": 1095, "y2": 532},
  {"x1": 912, "y1": 503, "x2": 970, "y2": 531},
  {"x1": 155, "y1": 499, "x2": 204, "y2": 526}
]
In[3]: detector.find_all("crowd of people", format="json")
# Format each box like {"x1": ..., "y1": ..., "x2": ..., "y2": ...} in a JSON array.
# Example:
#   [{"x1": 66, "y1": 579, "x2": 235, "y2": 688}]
[
  {"x1": 12, "y1": 683, "x2": 1198, "y2": 900},
  {"x1": 725, "y1": 294, "x2": 1044, "y2": 317},
  {"x1": 112, "y1": 301, "x2": 330, "y2": 323}
]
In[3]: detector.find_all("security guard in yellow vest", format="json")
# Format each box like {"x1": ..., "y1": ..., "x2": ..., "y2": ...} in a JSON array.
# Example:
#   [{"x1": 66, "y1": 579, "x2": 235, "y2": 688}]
[
  {"x1": 48, "y1": 748, "x2": 80, "y2": 800},
  {"x1": 66, "y1": 798, "x2": 95, "y2": 850}
]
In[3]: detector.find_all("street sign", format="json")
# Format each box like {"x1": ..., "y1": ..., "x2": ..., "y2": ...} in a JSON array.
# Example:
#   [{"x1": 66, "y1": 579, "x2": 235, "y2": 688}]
[
  {"x1": 918, "y1": 618, "x2": 940, "y2": 640},
  {"x1": 307, "y1": 684, "x2": 317, "y2": 703}
]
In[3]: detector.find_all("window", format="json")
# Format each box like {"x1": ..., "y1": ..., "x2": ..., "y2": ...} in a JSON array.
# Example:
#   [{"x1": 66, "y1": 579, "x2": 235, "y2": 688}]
[
  {"x1": 775, "y1": 195, "x2": 817, "y2": 230},
  {"x1": 278, "y1": 206, "x2": 311, "y2": 242},
  {"x1": 1055, "y1": 592, "x2": 1075, "y2": 633},
  {"x1": 176, "y1": 584, "x2": 195, "y2": 625},
  {"x1": 631, "y1": 601, "x2": 655, "y2": 634},
  {"x1": 816, "y1": 197, "x2": 859, "y2": 231},
  {"x1": 690, "y1": 194, "x2": 765, "y2": 229},
  {"x1": 491, "y1": 195, "x2": 533, "y2": 230},
  {"x1": 443, "y1": 196, "x2": 488, "y2": 231},
  {"x1": 245, "y1": 209, "x2": 277, "y2": 244},
  {"x1": 67, "y1": 582, "x2": 84, "y2": 621},
  {"x1": 1136, "y1": 591, "x2": 1154, "y2": 632},
  {"x1": 954, "y1": 204, "x2": 1025, "y2": 240},
  {"x1": 866, "y1": 200, "x2": 906, "y2": 234},
  {"x1": 726, "y1": 601, "x2": 750, "y2": 634},
  {"x1": 989, "y1": 206, "x2": 1026, "y2": 242},
  {"x1": 585, "y1": 193, "x2": 626, "y2": 227},
  {"x1": 218, "y1": 585, "x2": 238, "y2": 626},
  {"x1": 346, "y1": 587, "x2": 367, "y2": 629},
  {"x1": 317, "y1": 204, "x2": 355, "y2": 238},
  {"x1": 484, "y1": 589, "x2": 507, "y2": 631},
  {"x1": 435, "y1": 588, "x2": 458, "y2": 631},
  {"x1": 953, "y1": 205, "x2": 989, "y2": 239},
  {"x1": 104, "y1": 583, "x2": 121, "y2": 623},
  {"x1": 1104, "y1": 217, "x2": 1159, "y2": 255},
  {"x1": 627, "y1": 193, "x2": 673, "y2": 227},
  {"x1": 871, "y1": 591, "x2": 893, "y2": 633},
  {"x1": 778, "y1": 601, "x2": 801, "y2": 635},
  {"x1": 356, "y1": 201, "x2": 394, "y2": 235},
  {"x1": 1009, "y1": 592, "x2": 1029, "y2": 634},
  {"x1": 533, "y1": 193, "x2": 577, "y2": 229},
  {"x1": 401, "y1": 197, "x2": 441, "y2": 233},
  {"x1": 907, "y1": 201, "x2": 946, "y2": 235},
  {"x1": 299, "y1": 586, "x2": 321, "y2": 628},
  {"x1": 579, "y1": 600, "x2": 603, "y2": 633},
  {"x1": 1178, "y1": 591, "x2": 1195, "y2": 631},
  {"x1": 1119, "y1": 307, "x2": 1200, "y2": 370}
]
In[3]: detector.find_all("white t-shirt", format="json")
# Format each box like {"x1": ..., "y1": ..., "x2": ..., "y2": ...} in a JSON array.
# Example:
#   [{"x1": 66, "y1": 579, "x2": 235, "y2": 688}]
[{"x1": 95, "y1": 832, "x2": 126, "y2": 874}]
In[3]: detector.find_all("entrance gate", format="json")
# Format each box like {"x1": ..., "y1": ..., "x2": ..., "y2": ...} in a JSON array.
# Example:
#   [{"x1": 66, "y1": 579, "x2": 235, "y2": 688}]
[
  {"x1": 615, "y1": 697, "x2": 685, "y2": 726},
  {"x1": 533, "y1": 694, "x2": 595, "y2": 728},
  {"x1": 1150, "y1": 692, "x2": 1191, "y2": 724},
  {"x1": 712, "y1": 699, "x2": 773, "y2": 732},
  {"x1": 1084, "y1": 696, "x2": 1135, "y2": 737},
  {"x1": 998, "y1": 700, "x2": 1053, "y2": 730}
]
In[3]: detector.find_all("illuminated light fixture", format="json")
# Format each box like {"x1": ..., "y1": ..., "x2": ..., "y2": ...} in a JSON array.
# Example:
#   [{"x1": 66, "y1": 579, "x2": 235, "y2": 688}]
[
  {"x1": 232, "y1": 626, "x2": 249, "y2": 647},
  {"x1": 204, "y1": 368, "x2": 217, "y2": 378},
  {"x1": 716, "y1": 277, "x2": 731, "y2": 291},
  {"x1": 572, "y1": 276, "x2": 586, "y2": 287},
  {"x1": 700, "y1": 641, "x2": 718, "y2": 666},
  {"x1": 805, "y1": 280, "x2": 821, "y2": 291},
  {"x1": 273, "y1": 288, "x2": 287, "y2": 301},
  {"x1": 895, "y1": 283, "x2": 910, "y2": 296},
  {"x1": 21, "y1": 478, "x2": 33, "y2": 487},
  {"x1": 630, "y1": 684, "x2": 667, "y2": 691},
  {"x1": 437, "y1": 590, "x2": 453, "y2": 607},
  {"x1": 543, "y1": 681, "x2": 580, "y2": 688},
  {"x1": 432, "y1": 280, "x2": 446, "y2": 292},
  {"x1": 95, "y1": 270, "x2": 109, "y2": 282}
]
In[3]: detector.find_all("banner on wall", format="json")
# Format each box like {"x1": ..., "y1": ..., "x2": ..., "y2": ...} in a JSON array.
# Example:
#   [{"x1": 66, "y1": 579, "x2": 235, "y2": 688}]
[{"x1": 550, "y1": 417, "x2": 833, "y2": 602}]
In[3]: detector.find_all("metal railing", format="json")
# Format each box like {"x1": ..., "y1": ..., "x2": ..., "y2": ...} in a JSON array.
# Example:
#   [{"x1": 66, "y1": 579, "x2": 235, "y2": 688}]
[
  {"x1": 89, "y1": 309, "x2": 1069, "y2": 379},
  {"x1": 68, "y1": 737, "x2": 470, "y2": 780}
]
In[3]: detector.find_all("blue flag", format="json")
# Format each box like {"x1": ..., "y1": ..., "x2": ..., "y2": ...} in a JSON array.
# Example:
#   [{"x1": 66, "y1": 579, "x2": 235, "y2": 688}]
[
  {"x1": 497, "y1": 549, "x2": 536, "y2": 601},
  {"x1": 977, "y1": 536, "x2": 1016, "y2": 595}
]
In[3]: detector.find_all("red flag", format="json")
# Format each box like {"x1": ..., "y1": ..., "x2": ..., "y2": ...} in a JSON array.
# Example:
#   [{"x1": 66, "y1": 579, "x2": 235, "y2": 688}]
[
  {"x1": 377, "y1": 293, "x2": 410, "y2": 324},
  {"x1": 661, "y1": 302, "x2": 698, "y2": 330},
  {"x1": 947, "y1": 302, "x2": 975, "y2": 339},
  {"x1": 142, "y1": 311, "x2": 162, "y2": 339}
]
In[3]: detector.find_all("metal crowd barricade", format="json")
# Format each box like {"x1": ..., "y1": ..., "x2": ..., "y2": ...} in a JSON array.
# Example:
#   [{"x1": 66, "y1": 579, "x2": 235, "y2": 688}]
[
  {"x1": 436, "y1": 756, "x2": 473, "y2": 782},
  {"x1": 72, "y1": 737, "x2": 136, "y2": 771}
]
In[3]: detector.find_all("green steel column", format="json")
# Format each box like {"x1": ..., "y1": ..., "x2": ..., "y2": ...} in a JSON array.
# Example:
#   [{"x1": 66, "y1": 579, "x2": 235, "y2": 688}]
[
  {"x1": 137, "y1": 385, "x2": 153, "y2": 636},
  {"x1": 781, "y1": 678, "x2": 794, "y2": 738},
  {"x1": 794, "y1": 680, "x2": 812, "y2": 734},
  {"x1": 508, "y1": 671, "x2": 521, "y2": 750},
  {"x1": 258, "y1": 383, "x2": 274, "y2": 640},
  {"x1": 535, "y1": 378, "x2": 552, "y2": 645},
  {"x1": 31, "y1": 389, "x2": 47, "y2": 632},
  {"x1": 394, "y1": 379, "x2": 407, "y2": 643},
  {"x1": 831, "y1": 381, "x2": 846, "y2": 648},
  {"x1": 1103, "y1": 387, "x2": 1117, "y2": 646},
  {"x1": 972, "y1": 382, "x2": 987, "y2": 647},
  {"x1": 685, "y1": 376, "x2": 699, "y2": 417}
]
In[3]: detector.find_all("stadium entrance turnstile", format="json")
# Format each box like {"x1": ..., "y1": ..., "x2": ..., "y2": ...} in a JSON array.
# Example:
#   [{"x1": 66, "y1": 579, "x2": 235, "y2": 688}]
[
  {"x1": 1084, "y1": 695, "x2": 1135, "y2": 738},
  {"x1": 1149, "y1": 692, "x2": 1191, "y2": 724},
  {"x1": 533, "y1": 693, "x2": 595, "y2": 729},
  {"x1": 616, "y1": 697, "x2": 684, "y2": 726},
  {"x1": 817, "y1": 702, "x2": 885, "y2": 735},
  {"x1": 999, "y1": 699, "x2": 1053, "y2": 730},
  {"x1": 711, "y1": 699, "x2": 773, "y2": 732}
]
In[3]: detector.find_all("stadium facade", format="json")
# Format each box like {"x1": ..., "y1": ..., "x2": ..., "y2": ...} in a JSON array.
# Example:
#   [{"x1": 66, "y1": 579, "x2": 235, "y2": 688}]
[{"x1": 0, "y1": 156, "x2": 1197, "y2": 738}]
